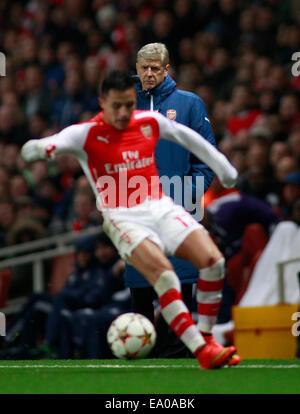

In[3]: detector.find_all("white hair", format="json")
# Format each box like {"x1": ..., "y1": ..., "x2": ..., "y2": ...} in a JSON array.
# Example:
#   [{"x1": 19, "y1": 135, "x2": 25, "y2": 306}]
[{"x1": 136, "y1": 43, "x2": 169, "y2": 66}]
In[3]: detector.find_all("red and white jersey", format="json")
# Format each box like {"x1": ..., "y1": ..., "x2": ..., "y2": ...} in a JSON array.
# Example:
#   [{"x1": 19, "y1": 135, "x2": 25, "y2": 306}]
[
  {"x1": 84, "y1": 110, "x2": 163, "y2": 208},
  {"x1": 21, "y1": 110, "x2": 238, "y2": 210}
]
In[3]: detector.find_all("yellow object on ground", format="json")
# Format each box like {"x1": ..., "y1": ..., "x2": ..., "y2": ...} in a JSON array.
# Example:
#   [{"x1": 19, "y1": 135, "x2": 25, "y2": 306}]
[{"x1": 233, "y1": 304, "x2": 299, "y2": 359}]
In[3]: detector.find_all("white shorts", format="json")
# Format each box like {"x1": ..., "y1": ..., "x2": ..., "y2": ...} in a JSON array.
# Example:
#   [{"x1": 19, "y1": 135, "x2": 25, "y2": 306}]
[{"x1": 102, "y1": 196, "x2": 203, "y2": 261}]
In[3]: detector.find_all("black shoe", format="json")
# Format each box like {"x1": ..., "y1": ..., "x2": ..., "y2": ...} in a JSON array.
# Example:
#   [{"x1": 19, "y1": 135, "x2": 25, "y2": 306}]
[
  {"x1": 28, "y1": 344, "x2": 57, "y2": 359},
  {"x1": 0, "y1": 345, "x2": 31, "y2": 360}
]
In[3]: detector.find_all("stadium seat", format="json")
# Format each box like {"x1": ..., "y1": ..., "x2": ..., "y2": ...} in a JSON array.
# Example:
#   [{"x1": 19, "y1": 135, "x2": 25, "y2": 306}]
[
  {"x1": 0, "y1": 270, "x2": 12, "y2": 308},
  {"x1": 48, "y1": 252, "x2": 75, "y2": 295},
  {"x1": 227, "y1": 224, "x2": 269, "y2": 305},
  {"x1": 240, "y1": 223, "x2": 268, "y2": 264}
]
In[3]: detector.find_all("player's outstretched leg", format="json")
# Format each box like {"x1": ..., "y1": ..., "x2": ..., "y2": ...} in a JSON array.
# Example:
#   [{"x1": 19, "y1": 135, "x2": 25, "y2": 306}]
[
  {"x1": 175, "y1": 229, "x2": 241, "y2": 367},
  {"x1": 128, "y1": 239, "x2": 235, "y2": 369},
  {"x1": 153, "y1": 270, "x2": 236, "y2": 369}
]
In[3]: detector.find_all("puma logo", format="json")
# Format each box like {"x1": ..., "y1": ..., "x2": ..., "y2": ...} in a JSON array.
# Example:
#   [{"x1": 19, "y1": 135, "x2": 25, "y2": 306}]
[{"x1": 97, "y1": 136, "x2": 109, "y2": 144}]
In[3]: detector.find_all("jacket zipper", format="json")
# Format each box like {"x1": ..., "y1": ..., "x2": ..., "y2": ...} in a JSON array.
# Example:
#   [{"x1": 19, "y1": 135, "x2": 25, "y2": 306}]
[{"x1": 150, "y1": 94, "x2": 153, "y2": 111}]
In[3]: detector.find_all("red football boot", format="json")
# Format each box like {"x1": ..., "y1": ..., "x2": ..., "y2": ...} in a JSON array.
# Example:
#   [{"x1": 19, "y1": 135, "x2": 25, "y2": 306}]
[
  {"x1": 203, "y1": 334, "x2": 236, "y2": 353},
  {"x1": 196, "y1": 343, "x2": 236, "y2": 369},
  {"x1": 227, "y1": 353, "x2": 242, "y2": 366},
  {"x1": 202, "y1": 334, "x2": 241, "y2": 367}
]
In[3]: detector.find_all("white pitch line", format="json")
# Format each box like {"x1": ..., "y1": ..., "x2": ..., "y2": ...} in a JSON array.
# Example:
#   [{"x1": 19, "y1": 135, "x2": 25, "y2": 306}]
[
  {"x1": 230, "y1": 364, "x2": 300, "y2": 369},
  {"x1": 0, "y1": 364, "x2": 197, "y2": 369},
  {"x1": 0, "y1": 364, "x2": 299, "y2": 369}
]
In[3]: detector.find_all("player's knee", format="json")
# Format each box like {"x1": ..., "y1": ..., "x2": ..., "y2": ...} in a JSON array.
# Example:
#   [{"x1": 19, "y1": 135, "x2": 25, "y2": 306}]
[
  {"x1": 199, "y1": 257, "x2": 225, "y2": 281},
  {"x1": 202, "y1": 248, "x2": 224, "y2": 268}
]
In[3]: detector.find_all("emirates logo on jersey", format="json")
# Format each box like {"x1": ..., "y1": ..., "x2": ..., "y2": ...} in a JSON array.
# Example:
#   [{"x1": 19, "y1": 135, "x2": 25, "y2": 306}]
[
  {"x1": 166, "y1": 109, "x2": 177, "y2": 120},
  {"x1": 140, "y1": 124, "x2": 152, "y2": 139}
]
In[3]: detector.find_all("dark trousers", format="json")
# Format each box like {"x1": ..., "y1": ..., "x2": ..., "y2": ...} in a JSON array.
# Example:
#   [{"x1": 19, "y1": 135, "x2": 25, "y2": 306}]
[
  {"x1": 60, "y1": 303, "x2": 130, "y2": 359},
  {"x1": 4, "y1": 293, "x2": 52, "y2": 349},
  {"x1": 130, "y1": 284, "x2": 194, "y2": 358}
]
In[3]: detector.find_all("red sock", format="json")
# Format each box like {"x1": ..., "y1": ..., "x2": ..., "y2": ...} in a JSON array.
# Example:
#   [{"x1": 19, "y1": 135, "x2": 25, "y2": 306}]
[
  {"x1": 154, "y1": 270, "x2": 205, "y2": 354},
  {"x1": 197, "y1": 258, "x2": 225, "y2": 334}
]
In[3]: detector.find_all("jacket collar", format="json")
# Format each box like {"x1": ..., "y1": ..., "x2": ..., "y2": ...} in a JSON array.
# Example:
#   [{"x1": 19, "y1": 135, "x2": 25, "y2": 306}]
[{"x1": 134, "y1": 75, "x2": 176, "y2": 98}]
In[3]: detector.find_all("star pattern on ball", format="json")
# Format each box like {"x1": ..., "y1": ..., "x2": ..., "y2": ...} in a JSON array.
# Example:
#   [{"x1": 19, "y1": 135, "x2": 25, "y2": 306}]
[
  {"x1": 125, "y1": 350, "x2": 139, "y2": 359},
  {"x1": 139, "y1": 331, "x2": 152, "y2": 347},
  {"x1": 119, "y1": 328, "x2": 131, "y2": 344}
]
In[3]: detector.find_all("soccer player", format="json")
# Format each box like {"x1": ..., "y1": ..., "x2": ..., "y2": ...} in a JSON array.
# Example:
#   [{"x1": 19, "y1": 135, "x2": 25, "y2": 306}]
[{"x1": 21, "y1": 71, "x2": 241, "y2": 369}]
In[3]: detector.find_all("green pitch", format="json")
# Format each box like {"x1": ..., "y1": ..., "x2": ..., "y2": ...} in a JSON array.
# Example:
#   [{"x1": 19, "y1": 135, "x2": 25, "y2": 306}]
[{"x1": 0, "y1": 359, "x2": 300, "y2": 394}]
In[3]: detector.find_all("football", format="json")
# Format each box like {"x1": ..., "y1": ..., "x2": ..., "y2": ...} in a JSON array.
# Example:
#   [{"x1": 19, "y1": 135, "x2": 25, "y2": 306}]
[{"x1": 107, "y1": 312, "x2": 157, "y2": 359}]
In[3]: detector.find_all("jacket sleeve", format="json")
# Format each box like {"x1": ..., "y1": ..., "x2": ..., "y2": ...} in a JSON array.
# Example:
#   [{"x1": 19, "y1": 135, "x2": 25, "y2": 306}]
[
  {"x1": 81, "y1": 269, "x2": 124, "y2": 308},
  {"x1": 188, "y1": 97, "x2": 216, "y2": 195},
  {"x1": 135, "y1": 111, "x2": 238, "y2": 189},
  {"x1": 60, "y1": 273, "x2": 89, "y2": 308},
  {"x1": 61, "y1": 269, "x2": 115, "y2": 309}
]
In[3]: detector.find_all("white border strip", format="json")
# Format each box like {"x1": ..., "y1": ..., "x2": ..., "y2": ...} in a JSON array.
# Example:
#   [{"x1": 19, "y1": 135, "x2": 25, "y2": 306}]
[
  {"x1": 0, "y1": 364, "x2": 197, "y2": 369},
  {"x1": 0, "y1": 364, "x2": 299, "y2": 369}
]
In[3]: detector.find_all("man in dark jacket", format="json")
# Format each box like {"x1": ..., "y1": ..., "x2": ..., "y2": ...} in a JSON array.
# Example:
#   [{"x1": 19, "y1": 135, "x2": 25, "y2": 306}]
[
  {"x1": 58, "y1": 233, "x2": 128, "y2": 359},
  {"x1": 44, "y1": 233, "x2": 122, "y2": 353},
  {"x1": 0, "y1": 234, "x2": 122, "y2": 359},
  {"x1": 126, "y1": 43, "x2": 217, "y2": 357}
]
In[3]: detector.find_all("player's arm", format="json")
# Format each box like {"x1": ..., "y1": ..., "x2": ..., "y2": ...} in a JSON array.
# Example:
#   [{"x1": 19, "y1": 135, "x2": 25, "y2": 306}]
[
  {"x1": 21, "y1": 123, "x2": 91, "y2": 162},
  {"x1": 170, "y1": 120, "x2": 237, "y2": 188},
  {"x1": 189, "y1": 98, "x2": 216, "y2": 193},
  {"x1": 137, "y1": 112, "x2": 238, "y2": 188}
]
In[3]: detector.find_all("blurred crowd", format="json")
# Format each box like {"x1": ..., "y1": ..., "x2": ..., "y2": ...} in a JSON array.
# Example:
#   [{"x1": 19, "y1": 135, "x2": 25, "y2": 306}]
[{"x1": 0, "y1": 0, "x2": 299, "y2": 247}]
